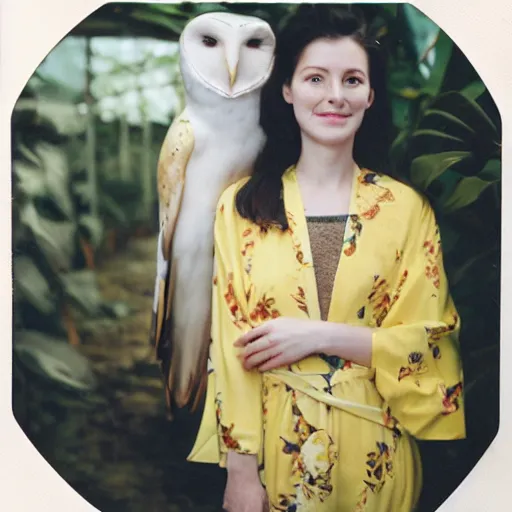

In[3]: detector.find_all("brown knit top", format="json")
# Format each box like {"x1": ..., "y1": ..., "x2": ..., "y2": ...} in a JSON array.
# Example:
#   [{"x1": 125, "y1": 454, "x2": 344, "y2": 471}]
[{"x1": 306, "y1": 215, "x2": 348, "y2": 321}]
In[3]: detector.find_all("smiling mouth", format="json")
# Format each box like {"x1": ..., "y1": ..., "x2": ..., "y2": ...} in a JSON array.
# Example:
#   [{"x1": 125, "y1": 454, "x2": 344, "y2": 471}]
[{"x1": 315, "y1": 113, "x2": 352, "y2": 118}]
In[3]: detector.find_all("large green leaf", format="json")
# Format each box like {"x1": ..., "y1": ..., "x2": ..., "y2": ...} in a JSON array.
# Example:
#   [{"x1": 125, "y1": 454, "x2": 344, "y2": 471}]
[
  {"x1": 478, "y1": 159, "x2": 501, "y2": 182},
  {"x1": 12, "y1": 160, "x2": 46, "y2": 198},
  {"x1": 20, "y1": 202, "x2": 76, "y2": 271},
  {"x1": 410, "y1": 129, "x2": 467, "y2": 158},
  {"x1": 35, "y1": 142, "x2": 74, "y2": 220},
  {"x1": 17, "y1": 142, "x2": 42, "y2": 167},
  {"x1": 461, "y1": 81, "x2": 487, "y2": 101},
  {"x1": 13, "y1": 256, "x2": 57, "y2": 314},
  {"x1": 13, "y1": 330, "x2": 97, "y2": 391},
  {"x1": 441, "y1": 176, "x2": 498, "y2": 214},
  {"x1": 13, "y1": 141, "x2": 74, "y2": 221},
  {"x1": 60, "y1": 270, "x2": 103, "y2": 316},
  {"x1": 420, "y1": 108, "x2": 475, "y2": 139},
  {"x1": 432, "y1": 92, "x2": 498, "y2": 141},
  {"x1": 410, "y1": 151, "x2": 472, "y2": 189},
  {"x1": 78, "y1": 214, "x2": 104, "y2": 249},
  {"x1": 13, "y1": 142, "x2": 75, "y2": 222}
]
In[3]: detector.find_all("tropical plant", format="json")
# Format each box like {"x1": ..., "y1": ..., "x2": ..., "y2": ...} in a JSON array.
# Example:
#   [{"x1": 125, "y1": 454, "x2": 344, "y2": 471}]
[
  {"x1": 375, "y1": 7, "x2": 501, "y2": 511},
  {"x1": 11, "y1": 79, "x2": 118, "y2": 397},
  {"x1": 12, "y1": 4, "x2": 500, "y2": 512}
]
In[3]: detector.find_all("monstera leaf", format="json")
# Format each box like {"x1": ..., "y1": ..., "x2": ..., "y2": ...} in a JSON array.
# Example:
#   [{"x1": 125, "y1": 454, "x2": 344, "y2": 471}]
[
  {"x1": 60, "y1": 269, "x2": 103, "y2": 317},
  {"x1": 34, "y1": 141, "x2": 75, "y2": 219},
  {"x1": 441, "y1": 175, "x2": 499, "y2": 214},
  {"x1": 14, "y1": 330, "x2": 97, "y2": 391},
  {"x1": 13, "y1": 142, "x2": 74, "y2": 221},
  {"x1": 13, "y1": 157, "x2": 46, "y2": 199},
  {"x1": 13, "y1": 256, "x2": 57, "y2": 315},
  {"x1": 402, "y1": 90, "x2": 500, "y2": 215},
  {"x1": 19, "y1": 202, "x2": 76, "y2": 272},
  {"x1": 410, "y1": 151, "x2": 472, "y2": 189}
]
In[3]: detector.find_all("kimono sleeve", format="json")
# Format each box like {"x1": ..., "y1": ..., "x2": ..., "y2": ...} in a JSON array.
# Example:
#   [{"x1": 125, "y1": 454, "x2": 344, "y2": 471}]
[
  {"x1": 198, "y1": 189, "x2": 263, "y2": 467},
  {"x1": 371, "y1": 194, "x2": 466, "y2": 440}
]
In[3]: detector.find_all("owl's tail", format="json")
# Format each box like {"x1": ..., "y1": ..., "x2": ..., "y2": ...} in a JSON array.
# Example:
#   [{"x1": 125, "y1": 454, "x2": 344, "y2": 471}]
[{"x1": 149, "y1": 229, "x2": 211, "y2": 418}]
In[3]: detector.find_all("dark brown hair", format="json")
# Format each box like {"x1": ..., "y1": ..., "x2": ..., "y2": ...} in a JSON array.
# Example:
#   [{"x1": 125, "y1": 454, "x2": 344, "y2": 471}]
[{"x1": 235, "y1": 4, "x2": 392, "y2": 230}]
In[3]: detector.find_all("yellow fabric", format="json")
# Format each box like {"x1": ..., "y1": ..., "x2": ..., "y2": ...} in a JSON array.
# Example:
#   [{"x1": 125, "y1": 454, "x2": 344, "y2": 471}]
[{"x1": 188, "y1": 165, "x2": 465, "y2": 511}]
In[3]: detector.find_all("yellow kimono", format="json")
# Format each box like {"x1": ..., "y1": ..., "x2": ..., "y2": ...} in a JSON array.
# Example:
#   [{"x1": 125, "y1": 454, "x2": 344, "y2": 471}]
[{"x1": 188, "y1": 165, "x2": 465, "y2": 512}]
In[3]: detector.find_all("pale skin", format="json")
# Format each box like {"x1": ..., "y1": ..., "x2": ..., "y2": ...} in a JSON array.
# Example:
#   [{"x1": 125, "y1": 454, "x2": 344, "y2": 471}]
[{"x1": 224, "y1": 36, "x2": 376, "y2": 511}]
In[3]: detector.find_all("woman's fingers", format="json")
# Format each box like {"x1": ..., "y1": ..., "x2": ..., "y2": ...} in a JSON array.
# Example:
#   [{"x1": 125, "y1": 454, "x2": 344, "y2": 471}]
[
  {"x1": 243, "y1": 337, "x2": 282, "y2": 369},
  {"x1": 242, "y1": 334, "x2": 275, "y2": 358},
  {"x1": 234, "y1": 322, "x2": 270, "y2": 347},
  {"x1": 257, "y1": 353, "x2": 287, "y2": 372}
]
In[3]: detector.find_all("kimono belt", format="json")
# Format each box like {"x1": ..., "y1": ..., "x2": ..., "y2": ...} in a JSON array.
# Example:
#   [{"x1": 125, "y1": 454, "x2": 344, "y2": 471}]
[{"x1": 267, "y1": 368, "x2": 402, "y2": 434}]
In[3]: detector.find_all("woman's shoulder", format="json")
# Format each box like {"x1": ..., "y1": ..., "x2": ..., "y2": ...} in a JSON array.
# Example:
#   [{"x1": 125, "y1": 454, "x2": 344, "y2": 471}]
[
  {"x1": 366, "y1": 169, "x2": 438, "y2": 234},
  {"x1": 367, "y1": 169, "x2": 429, "y2": 212}
]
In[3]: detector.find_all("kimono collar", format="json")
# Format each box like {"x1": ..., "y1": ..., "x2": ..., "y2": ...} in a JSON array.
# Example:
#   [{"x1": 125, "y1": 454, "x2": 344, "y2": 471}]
[
  {"x1": 280, "y1": 164, "x2": 395, "y2": 321},
  {"x1": 282, "y1": 164, "x2": 360, "y2": 217},
  {"x1": 282, "y1": 164, "x2": 394, "y2": 223}
]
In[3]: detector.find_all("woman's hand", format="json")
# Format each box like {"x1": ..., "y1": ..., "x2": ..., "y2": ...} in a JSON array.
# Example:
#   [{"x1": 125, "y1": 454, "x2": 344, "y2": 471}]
[
  {"x1": 234, "y1": 317, "x2": 327, "y2": 371},
  {"x1": 223, "y1": 452, "x2": 269, "y2": 512},
  {"x1": 234, "y1": 318, "x2": 374, "y2": 370}
]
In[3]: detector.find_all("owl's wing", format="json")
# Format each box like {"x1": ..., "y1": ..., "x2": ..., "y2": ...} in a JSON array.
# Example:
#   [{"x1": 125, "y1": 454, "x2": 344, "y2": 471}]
[{"x1": 149, "y1": 111, "x2": 195, "y2": 411}]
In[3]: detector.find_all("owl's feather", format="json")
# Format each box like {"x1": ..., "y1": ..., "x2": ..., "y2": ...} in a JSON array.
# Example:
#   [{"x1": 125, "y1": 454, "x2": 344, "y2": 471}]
[
  {"x1": 157, "y1": 111, "x2": 195, "y2": 258},
  {"x1": 150, "y1": 110, "x2": 194, "y2": 411},
  {"x1": 150, "y1": 11, "x2": 275, "y2": 417}
]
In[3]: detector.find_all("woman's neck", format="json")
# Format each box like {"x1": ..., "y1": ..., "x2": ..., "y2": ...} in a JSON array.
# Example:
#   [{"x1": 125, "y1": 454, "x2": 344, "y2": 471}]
[
  {"x1": 294, "y1": 135, "x2": 358, "y2": 216},
  {"x1": 294, "y1": 135, "x2": 356, "y2": 188}
]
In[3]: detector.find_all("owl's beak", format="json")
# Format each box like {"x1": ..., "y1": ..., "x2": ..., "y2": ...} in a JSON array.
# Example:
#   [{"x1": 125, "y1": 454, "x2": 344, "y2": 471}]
[
  {"x1": 225, "y1": 47, "x2": 240, "y2": 89},
  {"x1": 229, "y1": 65, "x2": 238, "y2": 88}
]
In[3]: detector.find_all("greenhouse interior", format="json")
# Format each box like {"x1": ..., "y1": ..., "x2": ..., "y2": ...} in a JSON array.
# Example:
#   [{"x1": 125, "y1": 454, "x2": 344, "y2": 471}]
[{"x1": 11, "y1": 3, "x2": 501, "y2": 512}]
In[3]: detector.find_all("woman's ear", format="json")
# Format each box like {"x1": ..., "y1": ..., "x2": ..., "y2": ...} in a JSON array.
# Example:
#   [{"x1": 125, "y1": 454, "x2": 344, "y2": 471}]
[
  {"x1": 367, "y1": 88, "x2": 375, "y2": 109},
  {"x1": 282, "y1": 83, "x2": 293, "y2": 104}
]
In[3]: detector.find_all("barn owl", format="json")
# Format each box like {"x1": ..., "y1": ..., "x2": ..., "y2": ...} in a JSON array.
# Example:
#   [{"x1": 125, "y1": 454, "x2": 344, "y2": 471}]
[{"x1": 150, "y1": 12, "x2": 276, "y2": 415}]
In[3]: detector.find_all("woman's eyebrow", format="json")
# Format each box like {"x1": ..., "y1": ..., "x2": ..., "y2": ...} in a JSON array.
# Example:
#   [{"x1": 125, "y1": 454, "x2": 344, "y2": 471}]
[
  {"x1": 345, "y1": 67, "x2": 366, "y2": 75},
  {"x1": 299, "y1": 65, "x2": 367, "y2": 76},
  {"x1": 299, "y1": 66, "x2": 328, "y2": 73}
]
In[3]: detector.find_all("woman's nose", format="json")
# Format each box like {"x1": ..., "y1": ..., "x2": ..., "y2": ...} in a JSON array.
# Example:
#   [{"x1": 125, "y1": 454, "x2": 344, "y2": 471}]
[{"x1": 327, "y1": 83, "x2": 345, "y2": 106}]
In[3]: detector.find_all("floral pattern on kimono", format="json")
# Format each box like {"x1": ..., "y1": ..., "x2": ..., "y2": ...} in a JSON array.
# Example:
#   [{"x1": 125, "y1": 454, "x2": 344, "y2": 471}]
[
  {"x1": 188, "y1": 165, "x2": 465, "y2": 512},
  {"x1": 278, "y1": 393, "x2": 339, "y2": 510}
]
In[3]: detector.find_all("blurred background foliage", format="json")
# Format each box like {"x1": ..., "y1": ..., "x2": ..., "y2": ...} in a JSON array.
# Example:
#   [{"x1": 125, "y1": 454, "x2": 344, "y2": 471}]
[{"x1": 11, "y1": 3, "x2": 500, "y2": 512}]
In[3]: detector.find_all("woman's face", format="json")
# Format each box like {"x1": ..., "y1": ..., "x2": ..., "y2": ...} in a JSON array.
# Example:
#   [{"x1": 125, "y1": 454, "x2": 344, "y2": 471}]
[{"x1": 283, "y1": 37, "x2": 374, "y2": 147}]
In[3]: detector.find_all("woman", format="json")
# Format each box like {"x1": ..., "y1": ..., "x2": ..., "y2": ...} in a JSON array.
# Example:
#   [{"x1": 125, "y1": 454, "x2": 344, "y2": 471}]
[{"x1": 188, "y1": 6, "x2": 465, "y2": 512}]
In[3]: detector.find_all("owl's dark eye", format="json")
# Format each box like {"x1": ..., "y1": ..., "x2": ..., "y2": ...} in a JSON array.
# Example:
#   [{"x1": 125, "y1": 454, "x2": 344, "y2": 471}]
[
  {"x1": 246, "y1": 38, "x2": 263, "y2": 49},
  {"x1": 202, "y1": 35, "x2": 218, "y2": 47}
]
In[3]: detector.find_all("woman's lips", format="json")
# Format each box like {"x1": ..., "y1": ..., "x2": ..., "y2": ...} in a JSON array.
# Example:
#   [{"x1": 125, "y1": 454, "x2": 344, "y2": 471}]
[{"x1": 315, "y1": 112, "x2": 352, "y2": 123}]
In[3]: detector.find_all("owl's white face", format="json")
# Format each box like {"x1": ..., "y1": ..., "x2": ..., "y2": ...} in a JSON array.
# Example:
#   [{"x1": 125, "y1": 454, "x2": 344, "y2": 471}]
[{"x1": 180, "y1": 12, "x2": 276, "y2": 99}]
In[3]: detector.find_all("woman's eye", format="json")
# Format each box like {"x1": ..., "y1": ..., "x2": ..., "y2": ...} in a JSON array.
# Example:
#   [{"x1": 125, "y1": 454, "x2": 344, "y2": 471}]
[
  {"x1": 246, "y1": 38, "x2": 263, "y2": 49},
  {"x1": 309, "y1": 76, "x2": 323, "y2": 83},
  {"x1": 346, "y1": 76, "x2": 361, "y2": 85},
  {"x1": 202, "y1": 36, "x2": 218, "y2": 47}
]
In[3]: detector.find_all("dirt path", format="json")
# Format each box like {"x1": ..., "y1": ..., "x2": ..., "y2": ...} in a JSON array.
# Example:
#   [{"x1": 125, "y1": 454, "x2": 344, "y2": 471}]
[{"x1": 29, "y1": 235, "x2": 226, "y2": 512}]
